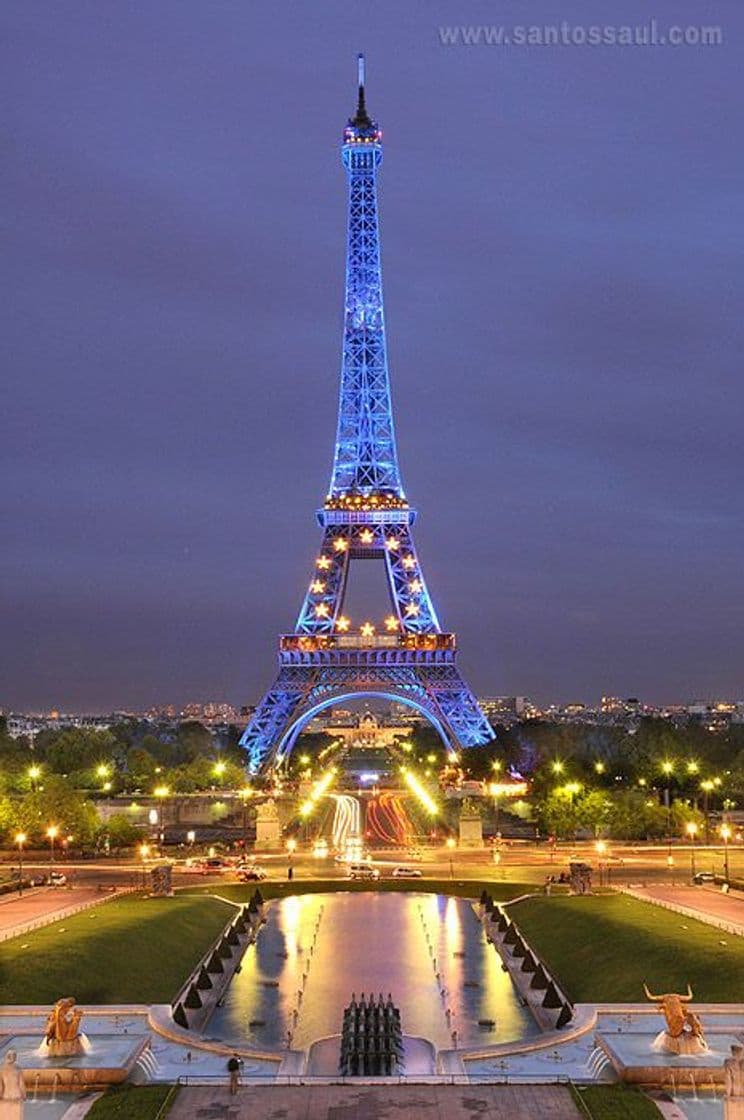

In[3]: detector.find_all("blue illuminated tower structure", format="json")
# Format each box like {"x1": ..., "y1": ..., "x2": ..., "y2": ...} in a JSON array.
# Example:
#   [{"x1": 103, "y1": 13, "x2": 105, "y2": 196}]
[{"x1": 241, "y1": 57, "x2": 493, "y2": 772}]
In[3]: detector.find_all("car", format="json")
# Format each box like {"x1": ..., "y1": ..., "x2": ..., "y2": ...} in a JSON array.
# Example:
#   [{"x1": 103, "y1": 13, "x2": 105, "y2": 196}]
[
  {"x1": 693, "y1": 871, "x2": 716, "y2": 884},
  {"x1": 237, "y1": 866, "x2": 267, "y2": 881},
  {"x1": 47, "y1": 871, "x2": 67, "y2": 886},
  {"x1": 199, "y1": 858, "x2": 231, "y2": 873},
  {"x1": 347, "y1": 862, "x2": 380, "y2": 881},
  {"x1": 391, "y1": 866, "x2": 422, "y2": 879}
]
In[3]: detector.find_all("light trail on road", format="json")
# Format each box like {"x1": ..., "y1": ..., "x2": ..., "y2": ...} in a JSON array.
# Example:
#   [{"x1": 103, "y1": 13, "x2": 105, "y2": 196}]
[
  {"x1": 366, "y1": 793, "x2": 416, "y2": 847},
  {"x1": 329, "y1": 794, "x2": 362, "y2": 851}
]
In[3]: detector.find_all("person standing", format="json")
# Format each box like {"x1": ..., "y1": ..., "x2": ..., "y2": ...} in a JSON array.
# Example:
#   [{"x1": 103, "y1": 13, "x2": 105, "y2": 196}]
[{"x1": 227, "y1": 1053, "x2": 242, "y2": 1096}]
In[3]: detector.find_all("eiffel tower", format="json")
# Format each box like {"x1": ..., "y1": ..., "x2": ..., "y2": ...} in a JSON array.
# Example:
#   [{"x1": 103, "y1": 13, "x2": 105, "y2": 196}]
[{"x1": 241, "y1": 56, "x2": 494, "y2": 773}]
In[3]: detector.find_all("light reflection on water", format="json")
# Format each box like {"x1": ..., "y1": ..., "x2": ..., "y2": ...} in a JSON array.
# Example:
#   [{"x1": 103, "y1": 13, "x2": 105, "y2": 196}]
[{"x1": 209, "y1": 893, "x2": 537, "y2": 1051}]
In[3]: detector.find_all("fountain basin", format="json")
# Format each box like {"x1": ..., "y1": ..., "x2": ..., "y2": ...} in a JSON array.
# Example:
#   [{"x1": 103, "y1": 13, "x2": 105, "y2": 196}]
[
  {"x1": 596, "y1": 1032, "x2": 739, "y2": 1088},
  {"x1": 0, "y1": 1034, "x2": 148, "y2": 1092}
]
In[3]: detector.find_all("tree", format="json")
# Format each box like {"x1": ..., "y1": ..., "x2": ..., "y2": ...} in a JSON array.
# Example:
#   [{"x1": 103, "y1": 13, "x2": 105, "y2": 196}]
[
  {"x1": 11, "y1": 775, "x2": 100, "y2": 845},
  {"x1": 101, "y1": 813, "x2": 143, "y2": 851}
]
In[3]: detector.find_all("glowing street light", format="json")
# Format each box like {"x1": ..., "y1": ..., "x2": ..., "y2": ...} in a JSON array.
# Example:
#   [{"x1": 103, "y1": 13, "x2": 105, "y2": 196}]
[
  {"x1": 28, "y1": 764, "x2": 41, "y2": 790},
  {"x1": 446, "y1": 835, "x2": 456, "y2": 879},
  {"x1": 721, "y1": 823, "x2": 732, "y2": 883},
  {"x1": 46, "y1": 825, "x2": 59, "y2": 870},
  {"x1": 15, "y1": 832, "x2": 26, "y2": 896},
  {"x1": 686, "y1": 820, "x2": 699, "y2": 879},
  {"x1": 551, "y1": 760, "x2": 564, "y2": 775},
  {"x1": 96, "y1": 763, "x2": 110, "y2": 779},
  {"x1": 153, "y1": 785, "x2": 170, "y2": 845}
]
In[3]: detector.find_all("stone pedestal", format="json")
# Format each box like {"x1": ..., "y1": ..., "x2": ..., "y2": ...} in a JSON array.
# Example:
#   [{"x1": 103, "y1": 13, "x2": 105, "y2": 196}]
[
  {"x1": 459, "y1": 811, "x2": 483, "y2": 849},
  {"x1": 255, "y1": 798, "x2": 282, "y2": 850}
]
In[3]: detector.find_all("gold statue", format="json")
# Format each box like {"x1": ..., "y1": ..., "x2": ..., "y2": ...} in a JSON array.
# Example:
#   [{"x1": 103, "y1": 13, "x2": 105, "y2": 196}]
[
  {"x1": 643, "y1": 983, "x2": 708, "y2": 1055},
  {"x1": 42, "y1": 998, "x2": 86, "y2": 1057}
]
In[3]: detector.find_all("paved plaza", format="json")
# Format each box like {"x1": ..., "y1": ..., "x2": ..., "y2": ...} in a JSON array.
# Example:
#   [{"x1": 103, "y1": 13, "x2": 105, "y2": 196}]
[
  {"x1": 0, "y1": 885, "x2": 102, "y2": 939},
  {"x1": 168, "y1": 1084, "x2": 583, "y2": 1120}
]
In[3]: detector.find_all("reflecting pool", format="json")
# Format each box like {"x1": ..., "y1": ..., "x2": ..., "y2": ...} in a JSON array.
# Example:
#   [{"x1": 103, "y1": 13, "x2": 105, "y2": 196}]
[{"x1": 208, "y1": 892, "x2": 538, "y2": 1051}]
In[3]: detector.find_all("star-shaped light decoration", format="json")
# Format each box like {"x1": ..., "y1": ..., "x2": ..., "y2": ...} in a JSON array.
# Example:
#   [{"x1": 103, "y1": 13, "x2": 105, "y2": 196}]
[
  {"x1": 311, "y1": 580, "x2": 325, "y2": 593},
  {"x1": 316, "y1": 556, "x2": 331, "y2": 570},
  {"x1": 409, "y1": 579, "x2": 422, "y2": 593},
  {"x1": 385, "y1": 537, "x2": 400, "y2": 551},
  {"x1": 360, "y1": 621, "x2": 375, "y2": 637},
  {"x1": 405, "y1": 602, "x2": 420, "y2": 616},
  {"x1": 315, "y1": 603, "x2": 329, "y2": 617},
  {"x1": 336, "y1": 616, "x2": 350, "y2": 631},
  {"x1": 333, "y1": 537, "x2": 349, "y2": 552},
  {"x1": 402, "y1": 554, "x2": 415, "y2": 569},
  {"x1": 384, "y1": 615, "x2": 399, "y2": 631},
  {"x1": 359, "y1": 528, "x2": 374, "y2": 544}
]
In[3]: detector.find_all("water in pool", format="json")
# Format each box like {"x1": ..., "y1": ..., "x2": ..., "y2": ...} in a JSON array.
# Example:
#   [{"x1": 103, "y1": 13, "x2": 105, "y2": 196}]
[{"x1": 208, "y1": 892, "x2": 538, "y2": 1051}]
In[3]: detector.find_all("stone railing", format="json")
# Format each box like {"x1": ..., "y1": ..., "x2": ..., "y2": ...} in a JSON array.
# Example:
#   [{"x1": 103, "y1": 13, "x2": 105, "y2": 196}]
[
  {"x1": 170, "y1": 889, "x2": 267, "y2": 1033},
  {"x1": 477, "y1": 892, "x2": 574, "y2": 1032}
]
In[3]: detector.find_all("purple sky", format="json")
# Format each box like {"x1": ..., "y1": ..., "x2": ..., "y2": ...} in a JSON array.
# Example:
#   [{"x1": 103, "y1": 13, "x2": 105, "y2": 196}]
[{"x1": 2, "y1": 2, "x2": 742, "y2": 712}]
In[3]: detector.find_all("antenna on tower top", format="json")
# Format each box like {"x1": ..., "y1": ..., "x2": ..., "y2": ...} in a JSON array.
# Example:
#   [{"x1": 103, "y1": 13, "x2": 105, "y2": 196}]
[{"x1": 352, "y1": 52, "x2": 371, "y2": 128}]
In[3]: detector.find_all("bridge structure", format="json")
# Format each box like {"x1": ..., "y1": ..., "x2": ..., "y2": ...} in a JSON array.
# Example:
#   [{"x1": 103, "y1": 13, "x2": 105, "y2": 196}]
[{"x1": 241, "y1": 56, "x2": 494, "y2": 773}]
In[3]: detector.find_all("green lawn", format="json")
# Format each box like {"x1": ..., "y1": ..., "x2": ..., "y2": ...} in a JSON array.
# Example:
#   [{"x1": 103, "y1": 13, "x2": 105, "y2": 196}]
[
  {"x1": 182, "y1": 877, "x2": 538, "y2": 903},
  {"x1": 0, "y1": 895, "x2": 232, "y2": 1004},
  {"x1": 571, "y1": 1085, "x2": 661, "y2": 1119},
  {"x1": 86, "y1": 1084, "x2": 178, "y2": 1119},
  {"x1": 513, "y1": 894, "x2": 744, "y2": 1003}
]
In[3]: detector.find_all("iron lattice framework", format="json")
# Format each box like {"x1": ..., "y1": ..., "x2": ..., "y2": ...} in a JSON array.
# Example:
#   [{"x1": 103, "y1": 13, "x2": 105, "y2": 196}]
[{"x1": 241, "y1": 56, "x2": 494, "y2": 772}]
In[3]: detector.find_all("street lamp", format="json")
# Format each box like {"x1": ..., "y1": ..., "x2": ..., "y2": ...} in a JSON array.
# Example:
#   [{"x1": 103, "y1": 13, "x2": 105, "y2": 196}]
[
  {"x1": 446, "y1": 836, "x2": 456, "y2": 879},
  {"x1": 46, "y1": 825, "x2": 59, "y2": 872},
  {"x1": 153, "y1": 784, "x2": 170, "y2": 847},
  {"x1": 213, "y1": 761, "x2": 227, "y2": 785},
  {"x1": 489, "y1": 782, "x2": 503, "y2": 839},
  {"x1": 139, "y1": 842, "x2": 150, "y2": 889},
  {"x1": 286, "y1": 837, "x2": 297, "y2": 881},
  {"x1": 15, "y1": 833, "x2": 26, "y2": 895},
  {"x1": 595, "y1": 839, "x2": 607, "y2": 887},
  {"x1": 700, "y1": 779, "x2": 714, "y2": 845},
  {"x1": 686, "y1": 821, "x2": 698, "y2": 880},
  {"x1": 28, "y1": 764, "x2": 41, "y2": 790},
  {"x1": 660, "y1": 760, "x2": 674, "y2": 859},
  {"x1": 720, "y1": 823, "x2": 732, "y2": 883}
]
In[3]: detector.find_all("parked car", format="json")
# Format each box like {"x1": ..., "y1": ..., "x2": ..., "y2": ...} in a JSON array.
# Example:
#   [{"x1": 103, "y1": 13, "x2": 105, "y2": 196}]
[
  {"x1": 391, "y1": 866, "x2": 422, "y2": 879},
  {"x1": 347, "y1": 862, "x2": 380, "y2": 881},
  {"x1": 237, "y1": 866, "x2": 267, "y2": 881},
  {"x1": 47, "y1": 871, "x2": 67, "y2": 886},
  {"x1": 693, "y1": 871, "x2": 716, "y2": 884}
]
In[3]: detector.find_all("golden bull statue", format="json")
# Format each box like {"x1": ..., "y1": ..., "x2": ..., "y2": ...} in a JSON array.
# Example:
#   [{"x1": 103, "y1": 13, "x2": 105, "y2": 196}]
[
  {"x1": 643, "y1": 983, "x2": 708, "y2": 1055},
  {"x1": 41, "y1": 998, "x2": 86, "y2": 1058}
]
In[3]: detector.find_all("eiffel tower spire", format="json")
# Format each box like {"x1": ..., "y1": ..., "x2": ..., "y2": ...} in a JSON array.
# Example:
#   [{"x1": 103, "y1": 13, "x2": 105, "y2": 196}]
[
  {"x1": 240, "y1": 57, "x2": 494, "y2": 773},
  {"x1": 332, "y1": 54, "x2": 401, "y2": 498}
]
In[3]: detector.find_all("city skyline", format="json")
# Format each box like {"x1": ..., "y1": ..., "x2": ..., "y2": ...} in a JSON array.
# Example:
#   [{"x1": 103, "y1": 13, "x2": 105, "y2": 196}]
[{"x1": 3, "y1": 2, "x2": 742, "y2": 712}]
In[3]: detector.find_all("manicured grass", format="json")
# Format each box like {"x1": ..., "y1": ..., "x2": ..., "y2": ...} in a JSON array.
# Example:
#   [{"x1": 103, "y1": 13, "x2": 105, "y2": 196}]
[
  {"x1": 513, "y1": 894, "x2": 744, "y2": 1003},
  {"x1": 0, "y1": 895, "x2": 233, "y2": 1004},
  {"x1": 181, "y1": 877, "x2": 538, "y2": 903},
  {"x1": 86, "y1": 1084, "x2": 178, "y2": 1119},
  {"x1": 571, "y1": 1084, "x2": 661, "y2": 1119}
]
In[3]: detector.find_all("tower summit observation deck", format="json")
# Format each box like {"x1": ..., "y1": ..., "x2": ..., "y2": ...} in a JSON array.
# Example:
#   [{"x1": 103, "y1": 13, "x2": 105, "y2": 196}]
[{"x1": 240, "y1": 56, "x2": 494, "y2": 773}]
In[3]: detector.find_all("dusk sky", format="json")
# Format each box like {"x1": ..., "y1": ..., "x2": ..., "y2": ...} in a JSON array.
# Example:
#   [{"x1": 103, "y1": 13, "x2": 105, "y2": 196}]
[{"x1": 2, "y1": 2, "x2": 742, "y2": 713}]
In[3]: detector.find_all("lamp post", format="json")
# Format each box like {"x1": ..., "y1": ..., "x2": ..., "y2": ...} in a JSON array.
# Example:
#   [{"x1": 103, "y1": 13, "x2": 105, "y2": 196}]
[
  {"x1": 153, "y1": 785, "x2": 170, "y2": 848},
  {"x1": 15, "y1": 833, "x2": 26, "y2": 895},
  {"x1": 686, "y1": 821, "x2": 698, "y2": 881},
  {"x1": 661, "y1": 760, "x2": 674, "y2": 860},
  {"x1": 721, "y1": 823, "x2": 732, "y2": 884},
  {"x1": 139, "y1": 843, "x2": 150, "y2": 890},
  {"x1": 46, "y1": 825, "x2": 59, "y2": 874},
  {"x1": 595, "y1": 839, "x2": 607, "y2": 887},
  {"x1": 446, "y1": 836, "x2": 456, "y2": 879},
  {"x1": 700, "y1": 780, "x2": 714, "y2": 845}
]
